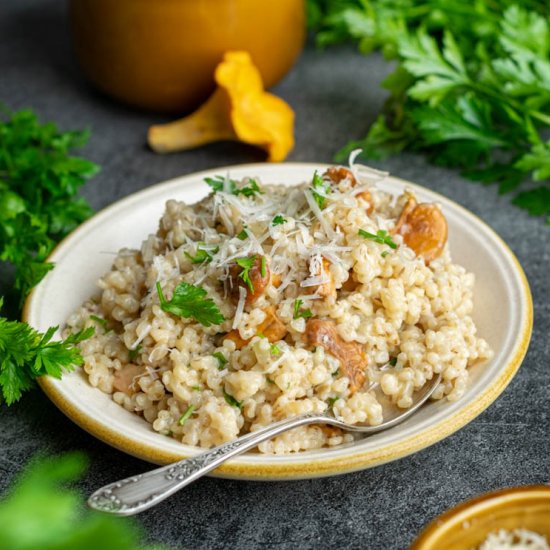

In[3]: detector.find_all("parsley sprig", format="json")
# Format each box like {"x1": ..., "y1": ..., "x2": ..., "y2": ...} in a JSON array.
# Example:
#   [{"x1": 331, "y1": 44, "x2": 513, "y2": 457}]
[
  {"x1": 358, "y1": 228, "x2": 398, "y2": 249},
  {"x1": 310, "y1": 171, "x2": 332, "y2": 209},
  {"x1": 0, "y1": 108, "x2": 99, "y2": 309},
  {"x1": 309, "y1": 2, "x2": 550, "y2": 223},
  {"x1": 223, "y1": 388, "x2": 242, "y2": 409},
  {"x1": 0, "y1": 297, "x2": 94, "y2": 405},
  {"x1": 156, "y1": 282, "x2": 225, "y2": 327},
  {"x1": 205, "y1": 175, "x2": 263, "y2": 197},
  {"x1": 293, "y1": 299, "x2": 313, "y2": 320},
  {"x1": 184, "y1": 243, "x2": 219, "y2": 264},
  {"x1": 272, "y1": 214, "x2": 287, "y2": 226},
  {"x1": 235, "y1": 256, "x2": 257, "y2": 292}
]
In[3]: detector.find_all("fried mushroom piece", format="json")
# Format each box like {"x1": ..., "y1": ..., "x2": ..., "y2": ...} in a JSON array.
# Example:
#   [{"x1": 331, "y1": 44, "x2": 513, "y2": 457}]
[
  {"x1": 229, "y1": 255, "x2": 271, "y2": 306},
  {"x1": 392, "y1": 196, "x2": 448, "y2": 263},
  {"x1": 113, "y1": 364, "x2": 144, "y2": 395},
  {"x1": 305, "y1": 318, "x2": 367, "y2": 394},
  {"x1": 224, "y1": 306, "x2": 288, "y2": 350},
  {"x1": 323, "y1": 166, "x2": 374, "y2": 214}
]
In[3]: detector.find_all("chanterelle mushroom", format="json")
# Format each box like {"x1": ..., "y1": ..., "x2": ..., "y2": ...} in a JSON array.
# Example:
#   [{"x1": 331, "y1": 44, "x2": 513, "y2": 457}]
[
  {"x1": 148, "y1": 51, "x2": 295, "y2": 162},
  {"x1": 392, "y1": 195, "x2": 448, "y2": 263},
  {"x1": 305, "y1": 318, "x2": 367, "y2": 394},
  {"x1": 224, "y1": 306, "x2": 287, "y2": 350},
  {"x1": 323, "y1": 166, "x2": 373, "y2": 214}
]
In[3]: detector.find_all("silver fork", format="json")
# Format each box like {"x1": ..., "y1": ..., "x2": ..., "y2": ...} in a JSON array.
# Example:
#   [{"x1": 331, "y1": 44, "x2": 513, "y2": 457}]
[{"x1": 88, "y1": 373, "x2": 441, "y2": 515}]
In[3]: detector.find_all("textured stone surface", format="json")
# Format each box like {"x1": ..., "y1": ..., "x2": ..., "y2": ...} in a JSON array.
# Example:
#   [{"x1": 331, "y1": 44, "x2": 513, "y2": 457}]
[{"x1": 1, "y1": 1, "x2": 549, "y2": 549}]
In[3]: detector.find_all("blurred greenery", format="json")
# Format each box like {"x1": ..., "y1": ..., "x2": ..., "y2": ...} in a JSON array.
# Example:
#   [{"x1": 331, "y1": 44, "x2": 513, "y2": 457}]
[{"x1": 0, "y1": 453, "x2": 177, "y2": 550}]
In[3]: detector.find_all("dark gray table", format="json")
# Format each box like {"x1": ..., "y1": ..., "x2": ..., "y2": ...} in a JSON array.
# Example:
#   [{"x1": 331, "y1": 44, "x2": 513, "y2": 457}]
[{"x1": 1, "y1": 1, "x2": 548, "y2": 549}]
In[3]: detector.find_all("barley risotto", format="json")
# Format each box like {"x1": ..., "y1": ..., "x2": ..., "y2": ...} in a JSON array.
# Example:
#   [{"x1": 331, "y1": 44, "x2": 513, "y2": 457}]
[{"x1": 65, "y1": 161, "x2": 493, "y2": 454}]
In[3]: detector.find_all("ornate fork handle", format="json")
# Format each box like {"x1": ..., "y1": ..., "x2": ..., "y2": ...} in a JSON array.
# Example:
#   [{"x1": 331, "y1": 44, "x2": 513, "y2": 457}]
[{"x1": 88, "y1": 412, "x2": 326, "y2": 516}]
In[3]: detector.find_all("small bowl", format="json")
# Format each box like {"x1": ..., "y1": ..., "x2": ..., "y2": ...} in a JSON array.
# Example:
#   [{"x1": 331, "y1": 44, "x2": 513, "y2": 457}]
[{"x1": 411, "y1": 486, "x2": 550, "y2": 550}]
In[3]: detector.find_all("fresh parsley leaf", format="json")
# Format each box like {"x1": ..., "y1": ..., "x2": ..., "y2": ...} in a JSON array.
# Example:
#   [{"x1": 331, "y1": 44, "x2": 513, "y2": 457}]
[
  {"x1": 185, "y1": 243, "x2": 219, "y2": 264},
  {"x1": 213, "y1": 351, "x2": 228, "y2": 370},
  {"x1": 270, "y1": 343, "x2": 281, "y2": 355},
  {"x1": 191, "y1": 385, "x2": 202, "y2": 391},
  {"x1": 89, "y1": 315, "x2": 110, "y2": 334},
  {"x1": 389, "y1": 357, "x2": 398, "y2": 366},
  {"x1": 260, "y1": 256, "x2": 267, "y2": 278},
  {"x1": 327, "y1": 396, "x2": 339, "y2": 408},
  {"x1": 178, "y1": 404, "x2": 196, "y2": 426},
  {"x1": 310, "y1": 171, "x2": 331, "y2": 209},
  {"x1": 272, "y1": 215, "x2": 287, "y2": 226},
  {"x1": 236, "y1": 228, "x2": 248, "y2": 240},
  {"x1": 0, "y1": 108, "x2": 99, "y2": 308},
  {"x1": 381, "y1": 250, "x2": 390, "y2": 258},
  {"x1": 128, "y1": 344, "x2": 142, "y2": 362},
  {"x1": 223, "y1": 388, "x2": 242, "y2": 409},
  {"x1": 0, "y1": 299, "x2": 94, "y2": 405},
  {"x1": 204, "y1": 175, "x2": 263, "y2": 197},
  {"x1": 359, "y1": 228, "x2": 398, "y2": 249},
  {"x1": 156, "y1": 282, "x2": 225, "y2": 327},
  {"x1": 293, "y1": 299, "x2": 313, "y2": 320},
  {"x1": 235, "y1": 256, "x2": 257, "y2": 293}
]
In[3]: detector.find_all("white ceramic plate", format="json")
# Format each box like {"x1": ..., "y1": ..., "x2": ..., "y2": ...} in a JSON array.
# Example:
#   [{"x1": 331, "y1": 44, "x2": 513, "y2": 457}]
[{"x1": 24, "y1": 163, "x2": 533, "y2": 480}]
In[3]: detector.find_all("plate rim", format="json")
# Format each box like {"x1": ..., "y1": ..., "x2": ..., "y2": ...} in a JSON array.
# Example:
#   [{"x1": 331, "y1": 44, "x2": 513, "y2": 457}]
[{"x1": 24, "y1": 162, "x2": 533, "y2": 480}]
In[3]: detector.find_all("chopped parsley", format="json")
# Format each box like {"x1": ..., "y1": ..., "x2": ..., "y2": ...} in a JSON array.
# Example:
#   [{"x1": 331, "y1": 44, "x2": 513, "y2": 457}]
[
  {"x1": 223, "y1": 388, "x2": 242, "y2": 409},
  {"x1": 358, "y1": 229, "x2": 398, "y2": 249},
  {"x1": 89, "y1": 315, "x2": 110, "y2": 334},
  {"x1": 266, "y1": 377, "x2": 276, "y2": 385},
  {"x1": 310, "y1": 171, "x2": 331, "y2": 209},
  {"x1": 178, "y1": 404, "x2": 196, "y2": 426},
  {"x1": 327, "y1": 396, "x2": 340, "y2": 408},
  {"x1": 156, "y1": 282, "x2": 225, "y2": 327},
  {"x1": 235, "y1": 256, "x2": 257, "y2": 292},
  {"x1": 293, "y1": 299, "x2": 313, "y2": 320},
  {"x1": 191, "y1": 385, "x2": 202, "y2": 391},
  {"x1": 128, "y1": 344, "x2": 142, "y2": 362},
  {"x1": 213, "y1": 351, "x2": 228, "y2": 370},
  {"x1": 270, "y1": 343, "x2": 281, "y2": 355},
  {"x1": 381, "y1": 250, "x2": 391, "y2": 258},
  {"x1": 236, "y1": 228, "x2": 248, "y2": 240},
  {"x1": 204, "y1": 175, "x2": 263, "y2": 197},
  {"x1": 185, "y1": 243, "x2": 219, "y2": 264},
  {"x1": 389, "y1": 357, "x2": 398, "y2": 366},
  {"x1": 272, "y1": 215, "x2": 287, "y2": 226},
  {"x1": 332, "y1": 368, "x2": 340, "y2": 378},
  {"x1": 260, "y1": 256, "x2": 267, "y2": 278}
]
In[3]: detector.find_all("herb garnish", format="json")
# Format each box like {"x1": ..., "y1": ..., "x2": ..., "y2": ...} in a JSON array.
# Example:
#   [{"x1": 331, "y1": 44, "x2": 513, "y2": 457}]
[
  {"x1": 327, "y1": 396, "x2": 340, "y2": 408},
  {"x1": 310, "y1": 171, "x2": 331, "y2": 209},
  {"x1": 223, "y1": 388, "x2": 242, "y2": 409},
  {"x1": 266, "y1": 377, "x2": 276, "y2": 385},
  {"x1": 260, "y1": 256, "x2": 267, "y2": 278},
  {"x1": 213, "y1": 351, "x2": 228, "y2": 370},
  {"x1": 205, "y1": 175, "x2": 263, "y2": 197},
  {"x1": 272, "y1": 215, "x2": 287, "y2": 226},
  {"x1": 0, "y1": 297, "x2": 94, "y2": 404},
  {"x1": 178, "y1": 404, "x2": 196, "y2": 426},
  {"x1": 156, "y1": 282, "x2": 225, "y2": 327},
  {"x1": 0, "y1": 108, "x2": 99, "y2": 308},
  {"x1": 293, "y1": 299, "x2": 313, "y2": 320},
  {"x1": 191, "y1": 385, "x2": 202, "y2": 391},
  {"x1": 381, "y1": 250, "x2": 390, "y2": 258},
  {"x1": 235, "y1": 256, "x2": 257, "y2": 292},
  {"x1": 185, "y1": 243, "x2": 219, "y2": 264},
  {"x1": 236, "y1": 228, "x2": 248, "y2": 240},
  {"x1": 358, "y1": 229, "x2": 398, "y2": 249},
  {"x1": 128, "y1": 344, "x2": 142, "y2": 362},
  {"x1": 89, "y1": 315, "x2": 110, "y2": 334},
  {"x1": 270, "y1": 343, "x2": 281, "y2": 355},
  {"x1": 389, "y1": 357, "x2": 398, "y2": 367}
]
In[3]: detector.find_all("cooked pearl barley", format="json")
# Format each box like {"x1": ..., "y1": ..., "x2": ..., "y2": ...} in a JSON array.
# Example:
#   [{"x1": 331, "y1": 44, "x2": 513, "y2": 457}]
[{"x1": 64, "y1": 175, "x2": 492, "y2": 454}]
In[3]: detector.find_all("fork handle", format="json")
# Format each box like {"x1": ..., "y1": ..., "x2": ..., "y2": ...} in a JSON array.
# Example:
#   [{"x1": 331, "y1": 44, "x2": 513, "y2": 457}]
[{"x1": 88, "y1": 412, "x2": 325, "y2": 516}]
